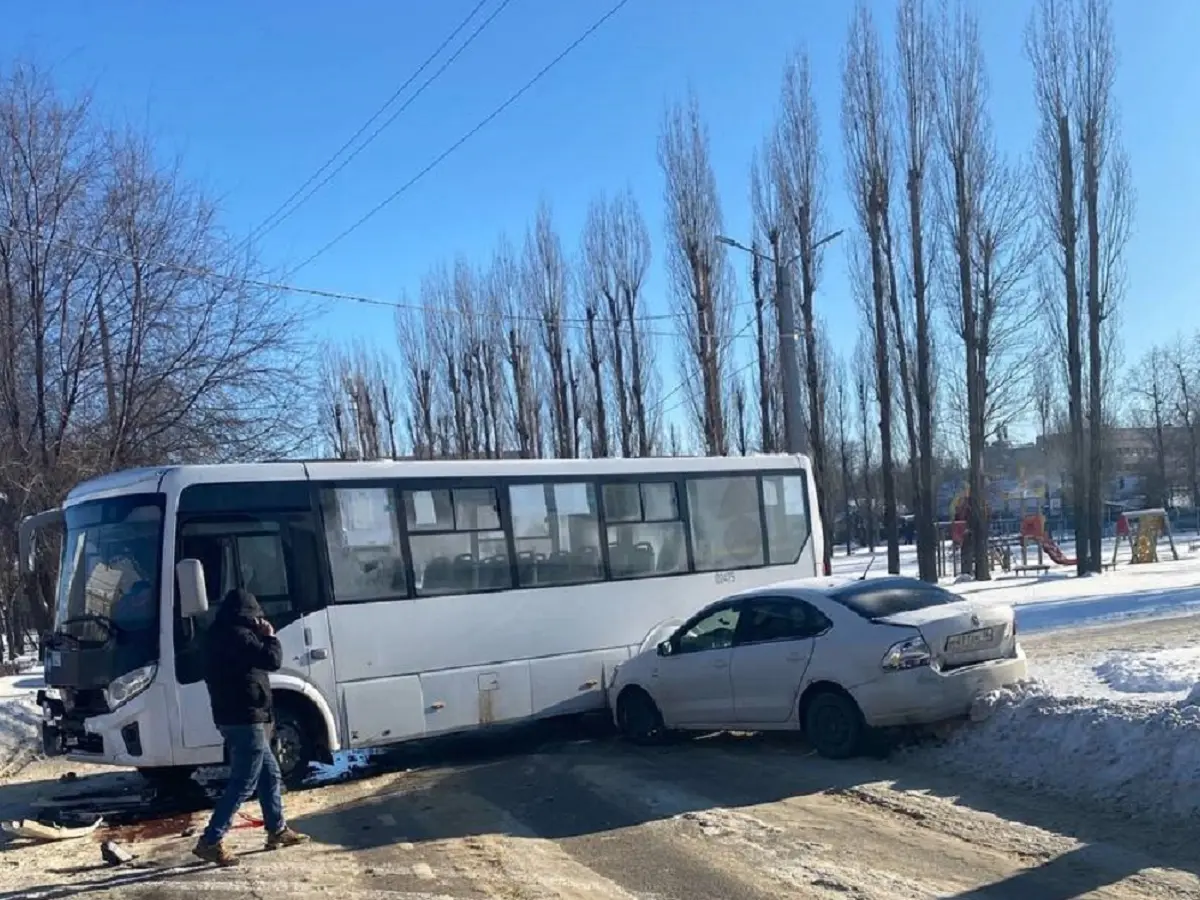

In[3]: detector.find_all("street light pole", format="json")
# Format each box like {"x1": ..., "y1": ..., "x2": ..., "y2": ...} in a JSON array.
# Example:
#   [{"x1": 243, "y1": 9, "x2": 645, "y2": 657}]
[{"x1": 773, "y1": 257, "x2": 807, "y2": 455}]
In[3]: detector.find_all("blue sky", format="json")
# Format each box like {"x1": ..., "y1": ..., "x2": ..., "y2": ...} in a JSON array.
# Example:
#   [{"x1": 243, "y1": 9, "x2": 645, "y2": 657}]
[{"x1": 6, "y1": 0, "x2": 1199, "y2": 442}]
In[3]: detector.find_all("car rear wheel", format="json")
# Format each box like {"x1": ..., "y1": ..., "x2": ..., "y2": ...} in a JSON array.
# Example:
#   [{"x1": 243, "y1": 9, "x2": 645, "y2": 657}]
[
  {"x1": 802, "y1": 689, "x2": 865, "y2": 760},
  {"x1": 616, "y1": 688, "x2": 666, "y2": 745}
]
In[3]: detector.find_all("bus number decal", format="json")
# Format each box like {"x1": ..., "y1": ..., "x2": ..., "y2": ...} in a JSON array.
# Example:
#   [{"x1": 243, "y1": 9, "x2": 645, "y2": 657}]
[{"x1": 714, "y1": 571, "x2": 736, "y2": 585}]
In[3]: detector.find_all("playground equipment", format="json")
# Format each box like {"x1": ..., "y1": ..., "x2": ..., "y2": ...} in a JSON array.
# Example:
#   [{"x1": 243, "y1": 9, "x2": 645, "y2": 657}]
[
  {"x1": 1018, "y1": 513, "x2": 1076, "y2": 569},
  {"x1": 1112, "y1": 508, "x2": 1179, "y2": 566}
]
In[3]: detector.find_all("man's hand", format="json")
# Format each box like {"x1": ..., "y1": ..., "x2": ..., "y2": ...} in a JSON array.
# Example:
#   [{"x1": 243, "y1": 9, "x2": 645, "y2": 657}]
[{"x1": 255, "y1": 618, "x2": 275, "y2": 638}]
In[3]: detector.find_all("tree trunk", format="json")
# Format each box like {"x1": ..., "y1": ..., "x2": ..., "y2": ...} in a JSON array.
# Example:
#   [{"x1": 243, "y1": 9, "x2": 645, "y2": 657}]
[
  {"x1": 869, "y1": 216, "x2": 900, "y2": 573},
  {"x1": 1085, "y1": 130, "x2": 1104, "y2": 573},
  {"x1": 1058, "y1": 113, "x2": 1089, "y2": 575}
]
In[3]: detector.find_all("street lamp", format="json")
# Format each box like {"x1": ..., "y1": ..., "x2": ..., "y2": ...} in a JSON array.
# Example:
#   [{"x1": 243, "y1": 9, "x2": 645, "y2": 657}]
[{"x1": 716, "y1": 229, "x2": 844, "y2": 455}]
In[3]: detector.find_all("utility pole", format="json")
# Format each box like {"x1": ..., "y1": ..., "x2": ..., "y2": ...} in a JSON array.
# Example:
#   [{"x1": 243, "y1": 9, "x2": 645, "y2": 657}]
[
  {"x1": 716, "y1": 230, "x2": 844, "y2": 456},
  {"x1": 773, "y1": 258, "x2": 807, "y2": 455}
]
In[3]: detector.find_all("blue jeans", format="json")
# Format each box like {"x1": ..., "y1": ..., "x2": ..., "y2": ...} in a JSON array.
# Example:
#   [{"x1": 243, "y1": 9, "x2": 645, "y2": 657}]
[{"x1": 202, "y1": 724, "x2": 285, "y2": 845}]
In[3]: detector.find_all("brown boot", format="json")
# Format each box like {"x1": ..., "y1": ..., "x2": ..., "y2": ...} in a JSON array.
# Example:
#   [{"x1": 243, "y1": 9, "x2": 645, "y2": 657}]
[
  {"x1": 193, "y1": 838, "x2": 239, "y2": 867},
  {"x1": 265, "y1": 826, "x2": 310, "y2": 851}
]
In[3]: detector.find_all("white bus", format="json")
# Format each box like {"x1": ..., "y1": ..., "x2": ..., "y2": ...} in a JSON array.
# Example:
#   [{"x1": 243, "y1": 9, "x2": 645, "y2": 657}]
[{"x1": 21, "y1": 454, "x2": 822, "y2": 785}]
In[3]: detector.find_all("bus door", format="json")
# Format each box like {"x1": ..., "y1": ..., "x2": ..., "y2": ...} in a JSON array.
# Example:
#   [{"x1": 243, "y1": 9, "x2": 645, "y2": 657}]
[{"x1": 174, "y1": 511, "x2": 335, "y2": 750}]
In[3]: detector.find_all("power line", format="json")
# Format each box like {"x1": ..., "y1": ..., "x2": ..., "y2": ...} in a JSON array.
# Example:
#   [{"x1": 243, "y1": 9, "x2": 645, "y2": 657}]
[
  {"x1": 1, "y1": 222, "x2": 765, "y2": 344},
  {"x1": 650, "y1": 314, "x2": 760, "y2": 422},
  {"x1": 286, "y1": 0, "x2": 633, "y2": 279},
  {"x1": 247, "y1": 0, "x2": 515, "y2": 246}
]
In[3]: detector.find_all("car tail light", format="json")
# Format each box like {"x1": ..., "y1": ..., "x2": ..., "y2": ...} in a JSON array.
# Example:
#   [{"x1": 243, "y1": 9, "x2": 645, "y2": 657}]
[{"x1": 880, "y1": 635, "x2": 932, "y2": 671}]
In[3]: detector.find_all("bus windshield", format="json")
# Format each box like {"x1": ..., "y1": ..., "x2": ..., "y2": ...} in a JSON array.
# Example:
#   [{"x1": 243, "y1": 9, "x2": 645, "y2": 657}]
[{"x1": 54, "y1": 495, "x2": 164, "y2": 655}]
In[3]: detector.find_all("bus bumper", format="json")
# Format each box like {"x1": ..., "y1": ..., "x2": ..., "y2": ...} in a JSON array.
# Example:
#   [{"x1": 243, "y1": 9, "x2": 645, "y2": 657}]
[{"x1": 37, "y1": 686, "x2": 176, "y2": 769}]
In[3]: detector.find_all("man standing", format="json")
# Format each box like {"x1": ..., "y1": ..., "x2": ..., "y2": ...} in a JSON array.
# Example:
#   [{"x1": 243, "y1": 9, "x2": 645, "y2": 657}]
[{"x1": 193, "y1": 588, "x2": 309, "y2": 867}]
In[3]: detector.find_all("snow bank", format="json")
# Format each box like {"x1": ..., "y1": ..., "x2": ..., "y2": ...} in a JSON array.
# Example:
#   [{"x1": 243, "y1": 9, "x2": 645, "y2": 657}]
[
  {"x1": 915, "y1": 680, "x2": 1200, "y2": 823},
  {"x1": 0, "y1": 696, "x2": 41, "y2": 774},
  {"x1": 1094, "y1": 648, "x2": 1200, "y2": 694}
]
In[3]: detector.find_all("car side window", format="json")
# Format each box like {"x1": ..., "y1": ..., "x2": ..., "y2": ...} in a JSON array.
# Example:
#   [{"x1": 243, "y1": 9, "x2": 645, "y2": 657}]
[
  {"x1": 676, "y1": 606, "x2": 741, "y2": 654},
  {"x1": 738, "y1": 598, "x2": 831, "y2": 645}
]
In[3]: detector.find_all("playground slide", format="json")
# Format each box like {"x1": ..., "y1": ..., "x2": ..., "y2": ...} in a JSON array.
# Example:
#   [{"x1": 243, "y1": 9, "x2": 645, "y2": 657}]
[{"x1": 1038, "y1": 535, "x2": 1077, "y2": 566}]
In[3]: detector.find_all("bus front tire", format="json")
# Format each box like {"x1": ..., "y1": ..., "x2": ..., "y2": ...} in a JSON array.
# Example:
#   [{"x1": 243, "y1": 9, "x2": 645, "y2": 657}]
[
  {"x1": 271, "y1": 698, "x2": 319, "y2": 789},
  {"x1": 616, "y1": 687, "x2": 666, "y2": 745}
]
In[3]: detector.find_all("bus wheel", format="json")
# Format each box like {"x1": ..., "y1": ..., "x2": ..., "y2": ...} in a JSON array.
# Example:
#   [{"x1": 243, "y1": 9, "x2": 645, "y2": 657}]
[
  {"x1": 616, "y1": 687, "x2": 665, "y2": 745},
  {"x1": 272, "y1": 702, "x2": 318, "y2": 789}
]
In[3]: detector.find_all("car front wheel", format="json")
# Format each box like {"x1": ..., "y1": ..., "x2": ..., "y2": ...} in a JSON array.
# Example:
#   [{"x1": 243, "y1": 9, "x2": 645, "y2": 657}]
[
  {"x1": 616, "y1": 687, "x2": 666, "y2": 745},
  {"x1": 802, "y1": 689, "x2": 865, "y2": 760}
]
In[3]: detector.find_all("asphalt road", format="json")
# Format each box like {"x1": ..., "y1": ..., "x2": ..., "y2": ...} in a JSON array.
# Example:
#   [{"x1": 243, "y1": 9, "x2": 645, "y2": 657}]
[{"x1": 2, "y1": 614, "x2": 1199, "y2": 900}]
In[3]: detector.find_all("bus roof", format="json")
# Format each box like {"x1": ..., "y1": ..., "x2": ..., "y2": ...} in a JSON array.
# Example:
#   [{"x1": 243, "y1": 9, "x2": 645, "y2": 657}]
[{"x1": 63, "y1": 454, "x2": 811, "y2": 507}]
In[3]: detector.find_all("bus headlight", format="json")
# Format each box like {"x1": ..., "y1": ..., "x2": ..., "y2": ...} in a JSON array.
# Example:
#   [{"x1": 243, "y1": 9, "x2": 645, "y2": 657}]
[{"x1": 104, "y1": 664, "x2": 157, "y2": 711}]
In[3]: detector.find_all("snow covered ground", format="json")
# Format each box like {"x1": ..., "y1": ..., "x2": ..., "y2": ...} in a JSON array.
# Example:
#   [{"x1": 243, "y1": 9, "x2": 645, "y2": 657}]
[
  {"x1": 830, "y1": 530, "x2": 1200, "y2": 633},
  {"x1": 0, "y1": 667, "x2": 42, "y2": 776}
]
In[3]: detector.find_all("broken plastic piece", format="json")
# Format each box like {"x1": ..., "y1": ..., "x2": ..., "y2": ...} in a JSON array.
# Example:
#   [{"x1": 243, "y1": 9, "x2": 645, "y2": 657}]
[
  {"x1": 1, "y1": 817, "x2": 104, "y2": 841},
  {"x1": 101, "y1": 840, "x2": 135, "y2": 866}
]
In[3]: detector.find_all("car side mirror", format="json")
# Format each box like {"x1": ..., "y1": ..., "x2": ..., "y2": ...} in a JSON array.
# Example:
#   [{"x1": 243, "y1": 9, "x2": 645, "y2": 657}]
[
  {"x1": 176, "y1": 559, "x2": 210, "y2": 619},
  {"x1": 656, "y1": 640, "x2": 673, "y2": 658}
]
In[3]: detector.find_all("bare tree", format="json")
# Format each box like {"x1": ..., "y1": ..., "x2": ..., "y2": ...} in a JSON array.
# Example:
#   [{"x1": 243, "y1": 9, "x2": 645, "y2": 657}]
[
  {"x1": 0, "y1": 65, "x2": 309, "y2": 637},
  {"x1": 896, "y1": 0, "x2": 940, "y2": 581},
  {"x1": 1171, "y1": 333, "x2": 1200, "y2": 510},
  {"x1": 749, "y1": 153, "x2": 784, "y2": 453},
  {"x1": 775, "y1": 48, "x2": 836, "y2": 575},
  {"x1": 1077, "y1": 0, "x2": 1132, "y2": 571},
  {"x1": 1027, "y1": 0, "x2": 1088, "y2": 573},
  {"x1": 936, "y1": 3, "x2": 1039, "y2": 579},
  {"x1": 843, "y1": 4, "x2": 900, "y2": 572},
  {"x1": 660, "y1": 92, "x2": 734, "y2": 455},
  {"x1": 487, "y1": 236, "x2": 541, "y2": 458},
  {"x1": 854, "y1": 331, "x2": 878, "y2": 552},
  {"x1": 733, "y1": 378, "x2": 749, "y2": 455},
  {"x1": 1127, "y1": 346, "x2": 1174, "y2": 506},
  {"x1": 833, "y1": 354, "x2": 856, "y2": 556},
  {"x1": 523, "y1": 202, "x2": 573, "y2": 458},
  {"x1": 581, "y1": 189, "x2": 658, "y2": 457},
  {"x1": 318, "y1": 341, "x2": 401, "y2": 459}
]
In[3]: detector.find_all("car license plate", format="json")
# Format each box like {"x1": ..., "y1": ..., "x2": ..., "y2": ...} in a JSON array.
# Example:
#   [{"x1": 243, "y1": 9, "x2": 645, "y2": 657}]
[{"x1": 945, "y1": 627, "x2": 996, "y2": 653}]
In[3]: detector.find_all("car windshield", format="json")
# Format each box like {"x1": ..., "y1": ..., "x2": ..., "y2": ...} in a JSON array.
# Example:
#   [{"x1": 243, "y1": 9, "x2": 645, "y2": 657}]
[
  {"x1": 827, "y1": 578, "x2": 958, "y2": 620},
  {"x1": 55, "y1": 495, "x2": 164, "y2": 646}
]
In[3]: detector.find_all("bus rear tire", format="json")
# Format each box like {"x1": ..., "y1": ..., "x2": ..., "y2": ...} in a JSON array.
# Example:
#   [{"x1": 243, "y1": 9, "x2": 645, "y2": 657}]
[{"x1": 271, "y1": 698, "x2": 319, "y2": 789}]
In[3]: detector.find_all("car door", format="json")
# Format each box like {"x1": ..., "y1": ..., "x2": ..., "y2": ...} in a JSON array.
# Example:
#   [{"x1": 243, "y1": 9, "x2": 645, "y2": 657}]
[
  {"x1": 730, "y1": 597, "x2": 831, "y2": 724},
  {"x1": 653, "y1": 602, "x2": 741, "y2": 727},
  {"x1": 174, "y1": 511, "x2": 332, "y2": 750}
]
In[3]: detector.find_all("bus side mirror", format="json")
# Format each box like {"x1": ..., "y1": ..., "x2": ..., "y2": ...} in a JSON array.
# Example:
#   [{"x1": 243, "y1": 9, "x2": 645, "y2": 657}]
[{"x1": 176, "y1": 559, "x2": 210, "y2": 618}]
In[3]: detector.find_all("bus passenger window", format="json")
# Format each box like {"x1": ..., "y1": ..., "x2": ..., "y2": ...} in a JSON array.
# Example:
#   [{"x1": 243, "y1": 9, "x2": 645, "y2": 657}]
[
  {"x1": 405, "y1": 488, "x2": 511, "y2": 596},
  {"x1": 686, "y1": 476, "x2": 766, "y2": 571},
  {"x1": 762, "y1": 475, "x2": 811, "y2": 565},
  {"x1": 509, "y1": 482, "x2": 602, "y2": 588},
  {"x1": 602, "y1": 482, "x2": 687, "y2": 580},
  {"x1": 319, "y1": 487, "x2": 409, "y2": 603}
]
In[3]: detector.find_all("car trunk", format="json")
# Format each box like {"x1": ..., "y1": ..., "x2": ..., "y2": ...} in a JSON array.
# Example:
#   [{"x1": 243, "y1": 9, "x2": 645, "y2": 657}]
[{"x1": 877, "y1": 602, "x2": 1015, "y2": 670}]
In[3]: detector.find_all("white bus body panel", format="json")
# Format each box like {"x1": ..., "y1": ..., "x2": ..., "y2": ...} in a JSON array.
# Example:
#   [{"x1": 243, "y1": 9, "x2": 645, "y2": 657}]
[{"x1": 327, "y1": 565, "x2": 813, "y2": 750}]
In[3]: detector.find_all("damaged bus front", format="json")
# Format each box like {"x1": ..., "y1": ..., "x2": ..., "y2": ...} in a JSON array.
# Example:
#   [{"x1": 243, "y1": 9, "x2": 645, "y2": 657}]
[{"x1": 21, "y1": 484, "x2": 170, "y2": 767}]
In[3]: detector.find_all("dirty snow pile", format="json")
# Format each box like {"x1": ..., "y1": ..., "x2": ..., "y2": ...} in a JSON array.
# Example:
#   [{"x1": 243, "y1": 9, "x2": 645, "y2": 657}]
[
  {"x1": 0, "y1": 696, "x2": 40, "y2": 769},
  {"x1": 914, "y1": 680, "x2": 1200, "y2": 823}
]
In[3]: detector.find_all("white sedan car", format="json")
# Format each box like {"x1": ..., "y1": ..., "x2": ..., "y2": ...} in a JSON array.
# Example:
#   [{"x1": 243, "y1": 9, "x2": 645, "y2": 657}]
[{"x1": 608, "y1": 575, "x2": 1027, "y2": 758}]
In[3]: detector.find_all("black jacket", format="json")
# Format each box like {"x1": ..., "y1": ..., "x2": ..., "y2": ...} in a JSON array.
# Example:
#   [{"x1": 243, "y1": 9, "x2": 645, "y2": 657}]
[{"x1": 203, "y1": 589, "x2": 282, "y2": 727}]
